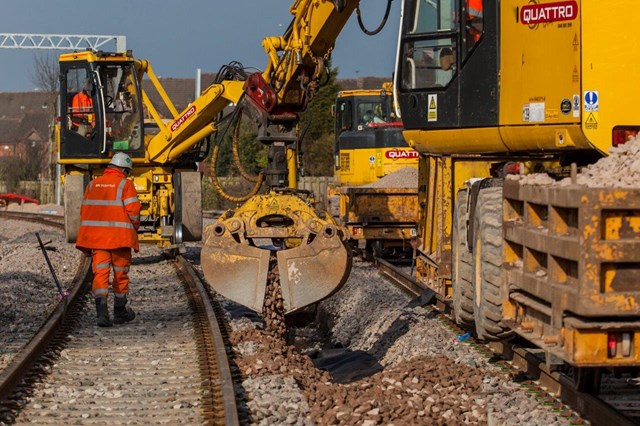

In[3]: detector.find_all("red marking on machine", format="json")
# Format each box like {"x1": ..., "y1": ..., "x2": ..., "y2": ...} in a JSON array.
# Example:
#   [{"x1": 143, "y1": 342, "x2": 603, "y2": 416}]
[
  {"x1": 520, "y1": 1, "x2": 577, "y2": 25},
  {"x1": 367, "y1": 122, "x2": 403, "y2": 129},
  {"x1": 245, "y1": 73, "x2": 276, "y2": 112},
  {"x1": 171, "y1": 105, "x2": 197, "y2": 132},
  {"x1": 385, "y1": 149, "x2": 419, "y2": 160}
]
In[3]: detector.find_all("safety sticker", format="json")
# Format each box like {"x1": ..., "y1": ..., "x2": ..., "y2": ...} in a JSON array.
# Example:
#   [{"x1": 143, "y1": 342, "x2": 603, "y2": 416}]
[
  {"x1": 560, "y1": 99, "x2": 571, "y2": 115},
  {"x1": 528, "y1": 102, "x2": 545, "y2": 122},
  {"x1": 572, "y1": 94, "x2": 580, "y2": 118},
  {"x1": 584, "y1": 91, "x2": 598, "y2": 112},
  {"x1": 369, "y1": 155, "x2": 375, "y2": 164},
  {"x1": 585, "y1": 113, "x2": 598, "y2": 130},
  {"x1": 427, "y1": 94, "x2": 437, "y2": 122}
]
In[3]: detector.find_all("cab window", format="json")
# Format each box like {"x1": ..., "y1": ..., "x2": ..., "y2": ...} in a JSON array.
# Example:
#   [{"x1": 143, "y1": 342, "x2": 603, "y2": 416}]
[
  {"x1": 96, "y1": 64, "x2": 143, "y2": 151},
  {"x1": 357, "y1": 101, "x2": 386, "y2": 129},
  {"x1": 65, "y1": 67, "x2": 96, "y2": 139},
  {"x1": 335, "y1": 100, "x2": 353, "y2": 133}
]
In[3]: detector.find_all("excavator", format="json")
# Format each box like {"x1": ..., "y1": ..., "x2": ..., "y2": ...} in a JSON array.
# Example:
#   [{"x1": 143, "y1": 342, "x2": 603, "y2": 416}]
[
  {"x1": 56, "y1": 0, "x2": 378, "y2": 318},
  {"x1": 330, "y1": 83, "x2": 419, "y2": 259}
]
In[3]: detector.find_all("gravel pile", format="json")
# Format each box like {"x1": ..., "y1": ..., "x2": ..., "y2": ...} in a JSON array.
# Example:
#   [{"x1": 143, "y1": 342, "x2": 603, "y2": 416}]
[
  {"x1": 568, "y1": 136, "x2": 640, "y2": 187},
  {"x1": 360, "y1": 167, "x2": 418, "y2": 189},
  {"x1": 195, "y1": 246, "x2": 575, "y2": 425},
  {"x1": 508, "y1": 136, "x2": 640, "y2": 188},
  {"x1": 0, "y1": 219, "x2": 80, "y2": 371}
]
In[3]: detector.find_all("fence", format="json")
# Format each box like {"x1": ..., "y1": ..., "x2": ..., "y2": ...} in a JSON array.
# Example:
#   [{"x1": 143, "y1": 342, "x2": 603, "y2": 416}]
[{"x1": 0, "y1": 180, "x2": 56, "y2": 204}]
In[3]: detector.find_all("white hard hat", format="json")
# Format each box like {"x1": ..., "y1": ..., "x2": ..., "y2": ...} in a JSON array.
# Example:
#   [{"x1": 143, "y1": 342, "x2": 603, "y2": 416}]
[{"x1": 109, "y1": 152, "x2": 133, "y2": 169}]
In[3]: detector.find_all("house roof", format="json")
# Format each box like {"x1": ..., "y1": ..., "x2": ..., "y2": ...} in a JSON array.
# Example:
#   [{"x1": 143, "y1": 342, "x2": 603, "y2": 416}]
[
  {"x1": 142, "y1": 73, "x2": 218, "y2": 118},
  {"x1": 0, "y1": 92, "x2": 52, "y2": 119},
  {"x1": 0, "y1": 112, "x2": 49, "y2": 144}
]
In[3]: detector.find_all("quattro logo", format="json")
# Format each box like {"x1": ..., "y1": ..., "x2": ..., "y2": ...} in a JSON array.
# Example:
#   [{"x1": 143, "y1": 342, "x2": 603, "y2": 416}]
[
  {"x1": 171, "y1": 105, "x2": 197, "y2": 132},
  {"x1": 520, "y1": 1, "x2": 578, "y2": 26},
  {"x1": 385, "y1": 150, "x2": 419, "y2": 160}
]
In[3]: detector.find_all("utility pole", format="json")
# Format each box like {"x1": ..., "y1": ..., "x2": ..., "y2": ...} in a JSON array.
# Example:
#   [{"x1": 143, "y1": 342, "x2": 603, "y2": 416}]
[{"x1": 0, "y1": 33, "x2": 126, "y2": 205}]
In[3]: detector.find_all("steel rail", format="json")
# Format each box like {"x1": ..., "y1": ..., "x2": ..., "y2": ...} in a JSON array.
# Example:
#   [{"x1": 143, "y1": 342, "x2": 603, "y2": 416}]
[
  {"x1": 0, "y1": 255, "x2": 91, "y2": 403},
  {"x1": 174, "y1": 255, "x2": 239, "y2": 426},
  {"x1": 0, "y1": 210, "x2": 64, "y2": 227}
]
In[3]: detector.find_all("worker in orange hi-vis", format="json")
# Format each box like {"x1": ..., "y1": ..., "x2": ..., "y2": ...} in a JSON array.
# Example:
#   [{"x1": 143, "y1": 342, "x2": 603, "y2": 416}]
[
  {"x1": 466, "y1": 0, "x2": 484, "y2": 45},
  {"x1": 71, "y1": 79, "x2": 95, "y2": 135},
  {"x1": 76, "y1": 152, "x2": 141, "y2": 327}
]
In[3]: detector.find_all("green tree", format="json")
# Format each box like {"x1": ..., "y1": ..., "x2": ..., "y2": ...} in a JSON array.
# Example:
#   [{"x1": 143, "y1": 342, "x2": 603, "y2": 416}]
[
  {"x1": 299, "y1": 67, "x2": 341, "y2": 176},
  {"x1": 210, "y1": 113, "x2": 268, "y2": 177}
]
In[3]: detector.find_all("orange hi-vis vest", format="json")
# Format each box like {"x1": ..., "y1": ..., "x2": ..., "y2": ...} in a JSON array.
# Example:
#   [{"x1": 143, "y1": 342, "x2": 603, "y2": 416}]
[
  {"x1": 71, "y1": 91, "x2": 94, "y2": 127},
  {"x1": 467, "y1": 0, "x2": 483, "y2": 18},
  {"x1": 76, "y1": 167, "x2": 141, "y2": 252}
]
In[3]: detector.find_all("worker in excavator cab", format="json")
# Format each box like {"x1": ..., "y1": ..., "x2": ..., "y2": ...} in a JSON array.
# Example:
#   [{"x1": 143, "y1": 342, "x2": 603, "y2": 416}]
[
  {"x1": 466, "y1": 0, "x2": 483, "y2": 49},
  {"x1": 70, "y1": 78, "x2": 95, "y2": 137},
  {"x1": 75, "y1": 152, "x2": 140, "y2": 327}
]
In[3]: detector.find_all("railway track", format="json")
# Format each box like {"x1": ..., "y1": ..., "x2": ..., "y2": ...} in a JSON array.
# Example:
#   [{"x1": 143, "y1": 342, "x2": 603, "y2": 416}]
[
  {"x1": 374, "y1": 256, "x2": 640, "y2": 426},
  {"x1": 0, "y1": 212, "x2": 238, "y2": 425},
  {"x1": 4, "y1": 209, "x2": 638, "y2": 424},
  {"x1": 0, "y1": 210, "x2": 64, "y2": 228}
]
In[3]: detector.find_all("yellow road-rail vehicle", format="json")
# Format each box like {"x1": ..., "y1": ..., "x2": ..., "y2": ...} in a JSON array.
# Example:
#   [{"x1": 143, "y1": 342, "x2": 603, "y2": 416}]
[
  {"x1": 395, "y1": 0, "x2": 640, "y2": 387},
  {"x1": 330, "y1": 84, "x2": 419, "y2": 258},
  {"x1": 56, "y1": 0, "x2": 370, "y2": 316}
]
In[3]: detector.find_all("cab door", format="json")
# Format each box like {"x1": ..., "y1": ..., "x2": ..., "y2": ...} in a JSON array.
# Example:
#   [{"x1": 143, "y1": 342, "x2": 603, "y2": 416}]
[
  {"x1": 396, "y1": 0, "x2": 498, "y2": 131},
  {"x1": 59, "y1": 63, "x2": 105, "y2": 159}
]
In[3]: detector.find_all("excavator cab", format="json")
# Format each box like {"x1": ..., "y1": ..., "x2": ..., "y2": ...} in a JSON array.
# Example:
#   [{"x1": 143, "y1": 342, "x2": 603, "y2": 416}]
[
  {"x1": 396, "y1": 0, "x2": 497, "y2": 133},
  {"x1": 59, "y1": 52, "x2": 144, "y2": 161}
]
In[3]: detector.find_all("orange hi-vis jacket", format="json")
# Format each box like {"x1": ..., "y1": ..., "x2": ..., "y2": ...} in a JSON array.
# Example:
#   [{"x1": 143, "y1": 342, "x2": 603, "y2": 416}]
[
  {"x1": 71, "y1": 91, "x2": 94, "y2": 127},
  {"x1": 467, "y1": 0, "x2": 483, "y2": 18},
  {"x1": 76, "y1": 167, "x2": 141, "y2": 252}
]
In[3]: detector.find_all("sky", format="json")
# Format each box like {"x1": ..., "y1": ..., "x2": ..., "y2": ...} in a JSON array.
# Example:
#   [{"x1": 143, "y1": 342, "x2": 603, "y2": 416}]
[{"x1": 0, "y1": 0, "x2": 401, "y2": 92}]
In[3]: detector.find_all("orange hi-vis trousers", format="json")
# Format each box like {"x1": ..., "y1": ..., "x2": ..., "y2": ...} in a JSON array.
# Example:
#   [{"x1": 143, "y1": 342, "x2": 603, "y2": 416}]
[{"x1": 91, "y1": 248, "x2": 132, "y2": 298}]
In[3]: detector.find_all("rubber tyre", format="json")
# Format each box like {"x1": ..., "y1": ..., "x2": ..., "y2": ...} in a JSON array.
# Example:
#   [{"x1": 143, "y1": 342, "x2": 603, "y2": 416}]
[
  {"x1": 452, "y1": 189, "x2": 474, "y2": 327},
  {"x1": 174, "y1": 171, "x2": 203, "y2": 242},
  {"x1": 472, "y1": 186, "x2": 514, "y2": 341},
  {"x1": 63, "y1": 174, "x2": 88, "y2": 243}
]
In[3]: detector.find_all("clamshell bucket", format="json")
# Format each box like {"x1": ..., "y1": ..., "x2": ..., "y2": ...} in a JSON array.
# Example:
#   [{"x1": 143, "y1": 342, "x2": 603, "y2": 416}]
[{"x1": 201, "y1": 192, "x2": 352, "y2": 314}]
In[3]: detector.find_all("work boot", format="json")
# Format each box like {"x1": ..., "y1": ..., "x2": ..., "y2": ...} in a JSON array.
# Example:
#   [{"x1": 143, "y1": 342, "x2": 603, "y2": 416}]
[
  {"x1": 95, "y1": 297, "x2": 113, "y2": 327},
  {"x1": 113, "y1": 296, "x2": 136, "y2": 324}
]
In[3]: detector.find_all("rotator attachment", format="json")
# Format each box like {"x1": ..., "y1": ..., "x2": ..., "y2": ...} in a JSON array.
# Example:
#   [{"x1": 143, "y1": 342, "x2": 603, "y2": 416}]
[{"x1": 201, "y1": 192, "x2": 352, "y2": 314}]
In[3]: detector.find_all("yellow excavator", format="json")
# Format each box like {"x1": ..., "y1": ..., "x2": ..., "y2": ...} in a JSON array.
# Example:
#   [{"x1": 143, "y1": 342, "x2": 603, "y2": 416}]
[{"x1": 55, "y1": 0, "x2": 375, "y2": 316}]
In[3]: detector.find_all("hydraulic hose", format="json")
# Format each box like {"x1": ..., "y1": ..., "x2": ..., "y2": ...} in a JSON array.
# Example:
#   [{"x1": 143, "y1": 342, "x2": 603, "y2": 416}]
[
  {"x1": 357, "y1": 0, "x2": 394, "y2": 36},
  {"x1": 209, "y1": 143, "x2": 265, "y2": 203}
]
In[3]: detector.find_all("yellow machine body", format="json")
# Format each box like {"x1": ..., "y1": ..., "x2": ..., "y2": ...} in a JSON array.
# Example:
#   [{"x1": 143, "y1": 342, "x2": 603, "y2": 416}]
[
  {"x1": 395, "y1": 0, "x2": 640, "y2": 367},
  {"x1": 330, "y1": 86, "x2": 419, "y2": 257}
]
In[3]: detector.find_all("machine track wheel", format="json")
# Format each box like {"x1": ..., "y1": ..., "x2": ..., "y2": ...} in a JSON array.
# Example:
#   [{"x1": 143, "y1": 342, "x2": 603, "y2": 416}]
[
  {"x1": 572, "y1": 367, "x2": 602, "y2": 393},
  {"x1": 472, "y1": 185, "x2": 514, "y2": 341},
  {"x1": 452, "y1": 189, "x2": 475, "y2": 327}
]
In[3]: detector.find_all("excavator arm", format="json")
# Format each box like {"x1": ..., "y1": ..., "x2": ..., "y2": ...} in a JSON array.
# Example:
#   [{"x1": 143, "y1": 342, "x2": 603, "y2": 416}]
[{"x1": 201, "y1": 0, "x2": 364, "y2": 317}]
